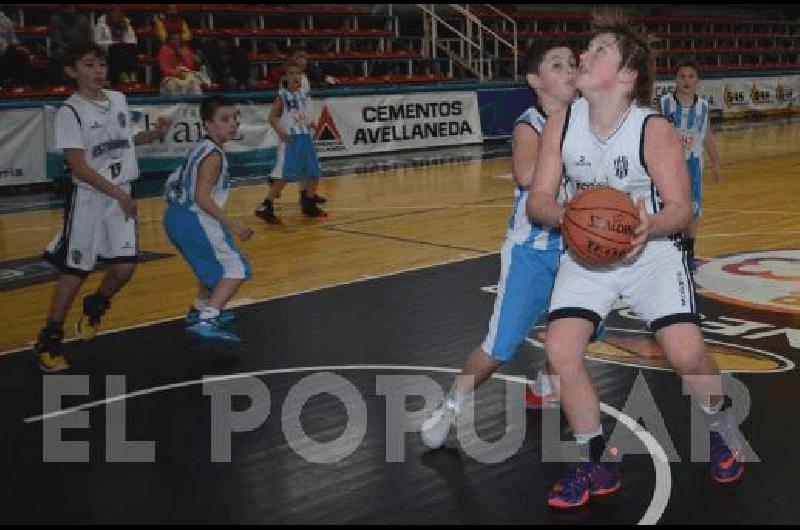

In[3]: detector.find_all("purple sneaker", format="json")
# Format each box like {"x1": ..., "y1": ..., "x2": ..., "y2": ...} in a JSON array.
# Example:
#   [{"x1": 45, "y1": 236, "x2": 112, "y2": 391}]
[
  {"x1": 710, "y1": 430, "x2": 745, "y2": 484},
  {"x1": 548, "y1": 462, "x2": 621, "y2": 509}
]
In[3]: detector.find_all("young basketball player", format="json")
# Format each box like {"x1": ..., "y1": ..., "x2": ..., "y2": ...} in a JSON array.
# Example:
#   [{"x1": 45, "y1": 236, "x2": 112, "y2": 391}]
[
  {"x1": 286, "y1": 46, "x2": 328, "y2": 207},
  {"x1": 255, "y1": 60, "x2": 327, "y2": 225},
  {"x1": 527, "y1": 22, "x2": 744, "y2": 509},
  {"x1": 660, "y1": 60, "x2": 721, "y2": 272},
  {"x1": 164, "y1": 95, "x2": 253, "y2": 343},
  {"x1": 421, "y1": 42, "x2": 578, "y2": 449},
  {"x1": 35, "y1": 41, "x2": 170, "y2": 372}
]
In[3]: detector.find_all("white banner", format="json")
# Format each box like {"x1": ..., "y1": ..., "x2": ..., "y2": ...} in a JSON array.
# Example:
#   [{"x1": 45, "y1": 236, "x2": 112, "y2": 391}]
[
  {"x1": 653, "y1": 76, "x2": 798, "y2": 117},
  {"x1": 309, "y1": 91, "x2": 483, "y2": 158},
  {"x1": 0, "y1": 109, "x2": 46, "y2": 186}
]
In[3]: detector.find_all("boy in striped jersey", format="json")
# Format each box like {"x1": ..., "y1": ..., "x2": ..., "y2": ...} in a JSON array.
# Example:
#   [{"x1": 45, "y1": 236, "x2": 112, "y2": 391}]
[
  {"x1": 421, "y1": 42, "x2": 577, "y2": 449},
  {"x1": 164, "y1": 96, "x2": 253, "y2": 343},
  {"x1": 255, "y1": 61, "x2": 327, "y2": 225},
  {"x1": 659, "y1": 60, "x2": 721, "y2": 271}
]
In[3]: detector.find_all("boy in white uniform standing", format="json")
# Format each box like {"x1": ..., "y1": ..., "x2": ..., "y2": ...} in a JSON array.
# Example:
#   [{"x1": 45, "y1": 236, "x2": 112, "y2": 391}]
[{"x1": 36, "y1": 41, "x2": 169, "y2": 372}]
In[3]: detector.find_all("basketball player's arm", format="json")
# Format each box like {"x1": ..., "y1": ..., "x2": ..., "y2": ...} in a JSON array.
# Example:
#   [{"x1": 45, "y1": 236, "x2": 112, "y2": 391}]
[
  {"x1": 526, "y1": 107, "x2": 566, "y2": 227},
  {"x1": 512, "y1": 122, "x2": 540, "y2": 189},
  {"x1": 194, "y1": 152, "x2": 253, "y2": 241},
  {"x1": 133, "y1": 116, "x2": 172, "y2": 145},
  {"x1": 269, "y1": 96, "x2": 289, "y2": 143},
  {"x1": 632, "y1": 117, "x2": 693, "y2": 255},
  {"x1": 62, "y1": 149, "x2": 137, "y2": 220},
  {"x1": 703, "y1": 127, "x2": 721, "y2": 182}
]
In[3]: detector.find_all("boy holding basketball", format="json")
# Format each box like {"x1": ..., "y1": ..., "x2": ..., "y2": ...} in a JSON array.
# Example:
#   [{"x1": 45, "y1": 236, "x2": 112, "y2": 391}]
[
  {"x1": 421, "y1": 41, "x2": 577, "y2": 449},
  {"x1": 527, "y1": 21, "x2": 745, "y2": 509},
  {"x1": 660, "y1": 60, "x2": 721, "y2": 272}
]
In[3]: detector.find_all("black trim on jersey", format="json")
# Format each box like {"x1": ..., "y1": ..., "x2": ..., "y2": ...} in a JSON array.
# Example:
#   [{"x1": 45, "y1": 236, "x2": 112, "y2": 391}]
[
  {"x1": 548, "y1": 307, "x2": 602, "y2": 333},
  {"x1": 639, "y1": 114, "x2": 668, "y2": 175},
  {"x1": 42, "y1": 253, "x2": 90, "y2": 279},
  {"x1": 513, "y1": 121, "x2": 541, "y2": 136},
  {"x1": 63, "y1": 104, "x2": 82, "y2": 129},
  {"x1": 97, "y1": 256, "x2": 139, "y2": 264},
  {"x1": 560, "y1": 104, "x2": 572, "y2": 152},
  {"x1": 681, "y1": 246, "x2": 697, "y2": 313},
  {"x1": 650, "y1": 313, "x2": 700, "y2": 333},
  {"x1": 47, "y1": 180, "x2": 78, "y2": 272}
]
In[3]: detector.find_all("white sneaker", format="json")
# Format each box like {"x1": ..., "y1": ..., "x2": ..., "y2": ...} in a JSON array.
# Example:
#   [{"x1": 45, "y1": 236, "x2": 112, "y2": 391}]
[{"x1": 421, "y1": 398, "x2": 459, "y2": 449}]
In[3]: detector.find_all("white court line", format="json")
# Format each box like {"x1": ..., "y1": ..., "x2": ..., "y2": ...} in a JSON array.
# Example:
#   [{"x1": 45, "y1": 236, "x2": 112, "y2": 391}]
[
  {"x1": 698, "y1": 231, "x2": 800, "y2": 238},
  {"x1": 0, "y1": 251, "x2": 497, "y2": 358},
  {"x1": 704, "y1": 209, "x2": 800, "y2": 216},
  {"x1": 24, "y1": 364, "x2": 671, "y2": 525}
]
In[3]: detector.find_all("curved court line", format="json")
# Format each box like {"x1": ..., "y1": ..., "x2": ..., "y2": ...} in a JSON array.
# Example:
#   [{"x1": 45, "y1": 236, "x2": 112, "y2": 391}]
[
  {"x1": 24, "y1": 364, "x2": 671, "y2": 525},
  {"x1": 525, "y1": 327, "x2": 796, "y2": 374}
]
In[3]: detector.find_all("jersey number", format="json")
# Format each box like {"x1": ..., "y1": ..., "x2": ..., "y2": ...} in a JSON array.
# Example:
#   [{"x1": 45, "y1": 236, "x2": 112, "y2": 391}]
[{"x1": 109, "y1": 162, "x2": 122, "y2": 180}]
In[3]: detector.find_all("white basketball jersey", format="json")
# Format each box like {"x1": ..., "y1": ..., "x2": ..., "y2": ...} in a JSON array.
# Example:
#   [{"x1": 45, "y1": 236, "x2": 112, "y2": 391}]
[
  {"x1": 660, "y1": 93, "x2": 708, "y2": 164},
  {"x1": 276, "y1": 88, "x2": 312, "y2": 136},
  {"x1": 561, "y1": 97, "x2": 673, "y2": 243},
  {"x1": 54, "y1": 90, "x2": 139, "y2": 188},
  {"x1": 164, "y1": 138, "x2": 230, "y2": 211},
  {"x1": 506, "y1": 104, "x2": 566, "y2": 250}
]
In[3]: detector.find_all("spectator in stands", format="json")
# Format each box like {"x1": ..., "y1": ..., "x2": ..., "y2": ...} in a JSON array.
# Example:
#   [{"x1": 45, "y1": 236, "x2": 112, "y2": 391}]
[
  {"x1": 94, "y1": 7, "x2": 138, "y2": 83},
  {"x1": 154, "y1": 4, "x2": 192, "y2": 44},
  {"x1": 49, "y1": 6, "x2": 92, "y2": 72},
  {"x1": 215, "y1": 37, "x2": 253, "y2": 91},
  {"x1": 158, "y1": 32, "x2": 203, "y2": 95},
  {"x1": 0, "y1": 6, "x2": 33, "y2": 88}
]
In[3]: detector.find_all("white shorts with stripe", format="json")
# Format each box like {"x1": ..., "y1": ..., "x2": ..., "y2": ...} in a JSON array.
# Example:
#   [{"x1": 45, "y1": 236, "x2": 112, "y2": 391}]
[
  {"x1": 44, "y1": 183, "x2": 137, "y2": 277},
  {"x1": 548, "y1": 239, "x2": 698, "y2": 333}
]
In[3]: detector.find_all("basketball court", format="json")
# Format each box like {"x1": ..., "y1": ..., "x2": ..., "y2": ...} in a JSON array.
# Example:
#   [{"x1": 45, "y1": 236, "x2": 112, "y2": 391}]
[{"x1": 0, "y1": 111, "x2": 798, "y2": 522}]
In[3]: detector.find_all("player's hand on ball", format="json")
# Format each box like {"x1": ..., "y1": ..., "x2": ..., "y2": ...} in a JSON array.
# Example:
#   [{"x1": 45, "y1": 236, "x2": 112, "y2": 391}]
[{"x1": 624, "y1": 196, "x2": 649, "y2": 263}]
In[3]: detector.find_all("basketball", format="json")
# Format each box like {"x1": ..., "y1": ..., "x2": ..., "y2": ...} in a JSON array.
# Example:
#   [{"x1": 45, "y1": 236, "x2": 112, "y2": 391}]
[{"x1": 562, "y1": 187, "x2": 641, "y2": 267}]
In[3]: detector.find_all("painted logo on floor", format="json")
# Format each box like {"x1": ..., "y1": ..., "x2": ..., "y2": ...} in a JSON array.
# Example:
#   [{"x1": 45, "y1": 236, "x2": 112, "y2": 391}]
[
  {"x1": 482, "y1": 249, "x2": 800, "y2": 374},
  {"x1": 693, "y1": 249, "x2": 800, "y2": 315}
]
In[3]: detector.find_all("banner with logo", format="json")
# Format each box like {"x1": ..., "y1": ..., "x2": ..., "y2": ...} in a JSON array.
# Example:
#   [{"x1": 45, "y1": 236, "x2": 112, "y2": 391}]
[
  {"x1": 0, "y1": 109, "x2": 46, "y2": 186},
  {"x1": 45, "y1": 102, "x2": 276, "y2": 179},
  {"x1": 653, "y1": 76, "x2": 798, "y2": 118},
  {"x1": 309, "y1": 91, "x2": 483, "y2": 158}
]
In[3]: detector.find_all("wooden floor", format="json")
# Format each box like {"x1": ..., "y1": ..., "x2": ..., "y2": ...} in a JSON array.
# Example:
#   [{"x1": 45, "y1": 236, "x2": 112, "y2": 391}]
[{"x1": 1, "y1": 117, "x2": 799, "y2": 353}]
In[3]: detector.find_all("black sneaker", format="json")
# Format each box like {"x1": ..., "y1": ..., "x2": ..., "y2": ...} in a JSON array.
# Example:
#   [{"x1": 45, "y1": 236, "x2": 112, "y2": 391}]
[
  {"x1": 35, "y1": 327, "x2": 68, "y2": 372},
  {"x1": 76, "y1": 294, "x2": 110, "y2": 340},
  {"x1": 301, "y1": 196, "x2": 328, "y2": 218},
  {"x1": 301, "y1": 190, "x2": 327, "y2": 204},
  {"x1": 254, "y1": 200, "x2": 282, "y2": 225}
]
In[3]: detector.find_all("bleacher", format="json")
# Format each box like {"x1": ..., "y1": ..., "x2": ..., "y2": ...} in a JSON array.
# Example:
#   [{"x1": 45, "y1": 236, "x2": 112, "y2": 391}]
[
  {"x1": 3, "y1": 3, "x2": 443, "y2": 98},
  {"x1": 478, "y1": 8, "x2": 800, "y2": 75},
  {"x1": 3, "y1": 4, "x2": 800, "y2": 100}
]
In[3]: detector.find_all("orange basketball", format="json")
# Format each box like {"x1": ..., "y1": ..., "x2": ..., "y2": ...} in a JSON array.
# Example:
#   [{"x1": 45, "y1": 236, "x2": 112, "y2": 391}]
[{"x1": 562, "y1": 187, "x2": 640, "y2": 267}]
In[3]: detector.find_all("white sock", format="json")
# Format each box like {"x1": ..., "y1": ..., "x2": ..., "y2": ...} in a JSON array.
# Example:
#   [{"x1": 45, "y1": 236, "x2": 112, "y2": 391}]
[
  {"x1": 199, "y1": 307, "x2": 220, "y2": 321},
  {"x1": 194, "y1": 299, "x2": 210, "y2": 311},
  {"x1": 532, "y1": 370, "x2": 553, "y2": 396}
]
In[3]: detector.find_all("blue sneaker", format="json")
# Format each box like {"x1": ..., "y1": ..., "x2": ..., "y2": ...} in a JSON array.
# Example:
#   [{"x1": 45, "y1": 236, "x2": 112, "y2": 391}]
[
  {"x1": 186, "y1": 317, "x2": 241, "y2": 343},
  {"x1": 710, "y1": 430, "x2": 744, "y2": 484},
  {"x1": 185, "y1": 307, "x2": 235, "y2": 325},
  {"x1": 548, "y1": 462, "x2": 621, "y2": 509}
]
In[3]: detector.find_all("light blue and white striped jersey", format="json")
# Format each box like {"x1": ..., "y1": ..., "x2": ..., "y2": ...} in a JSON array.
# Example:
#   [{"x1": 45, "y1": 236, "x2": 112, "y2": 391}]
[
  {"x1": 660, "y1": 93, "x2": 709, "y2": 165},
  {"x1": 276, "y1": 88, "x2": 312, "y2": 136},
  {"x1": 506, "y1": 104, "x2": 565, "y2": 251},
  {"x1": 164, "y1": 138, "x2": 230, "y2": 211}
]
